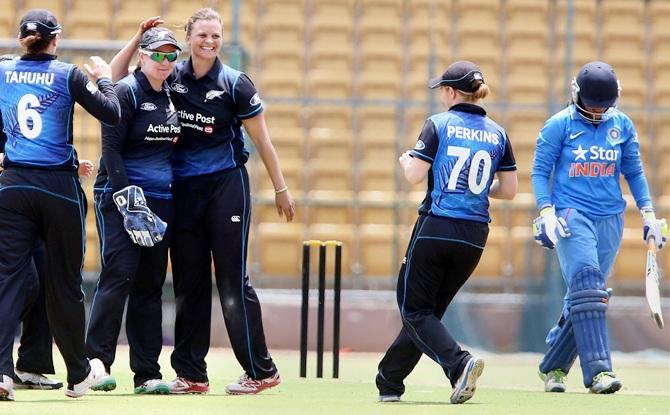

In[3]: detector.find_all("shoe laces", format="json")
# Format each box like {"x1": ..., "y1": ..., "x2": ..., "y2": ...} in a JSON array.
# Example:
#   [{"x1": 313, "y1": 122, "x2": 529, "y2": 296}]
[
  {"x1": 593, "y1": 372, "x2": 615, "y2": 383},
  {"x1": 237, "y1": 374, "x2": 261, "y2": 387},
  {"x1": 549, "y1": 369, "x2": 567, "y2": 383}
]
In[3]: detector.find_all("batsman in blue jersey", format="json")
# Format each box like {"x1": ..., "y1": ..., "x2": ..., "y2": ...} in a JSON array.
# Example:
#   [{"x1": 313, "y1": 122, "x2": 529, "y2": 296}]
[
  {"x1": 0, "y1": 9, "x2": 120, "y2": 401},
  {"x1": 376, "y1": 61, "x2": 518, "y2": 405},
  {"x1": 532, "y1": 61, "x2": 668, "y2": 394}
]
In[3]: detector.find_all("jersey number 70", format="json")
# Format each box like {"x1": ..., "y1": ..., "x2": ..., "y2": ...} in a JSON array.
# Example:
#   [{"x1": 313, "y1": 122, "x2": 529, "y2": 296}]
[{"x1": 445, "y1": 145, "x2": 492, "y2": 195}]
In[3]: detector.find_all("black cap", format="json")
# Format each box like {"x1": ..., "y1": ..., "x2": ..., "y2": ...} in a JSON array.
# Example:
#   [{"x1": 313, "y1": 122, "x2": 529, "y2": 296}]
[
  {"x1": 19, "y1": 9, "x2": 62, "y2": 39},
  {"x1": 139, "y1": 28, "x2": 181, "y2": 51},
  {"x1": 428, "y1": 60, "x2": 485, "y2": 92}
]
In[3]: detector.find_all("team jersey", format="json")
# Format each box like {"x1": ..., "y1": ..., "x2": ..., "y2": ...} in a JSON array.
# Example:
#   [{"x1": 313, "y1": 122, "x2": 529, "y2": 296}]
[
  {"x1": 411, "y1": 103, "x2": 517, "y2": 223},
  {"x1": 94, "y1": 70, "x2": 180, "y2": 198},
  {"x1": 531, "y1": 105, "x2": 652, "y2": 216},
  {"x1": 0, "y1": 54, "x2": 119, "y2": 170},
  {"x1": 167, "y1": 57, "x2": 263, "y2": 178}
]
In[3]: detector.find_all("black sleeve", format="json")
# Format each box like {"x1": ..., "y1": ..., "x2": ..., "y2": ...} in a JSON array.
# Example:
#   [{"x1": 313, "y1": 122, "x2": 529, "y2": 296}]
[
  {"x1": 101, "y1": 82, "x2": 134, "y2": 190},
  {"x1": 234, "y1": 73, "x2": 264, "y2": 119},
  {"x1": 0, "y1": 114, "x2": 6, "y2": 152},
  {"x1": 409, "y1": 119, "x2": 439, "y2": 163},
  {"x1": 69, "y1": 67, "x2": 121, "y2": 126},
  {"x1": 497, "y1": 134, "x2": 517, "y2": 171}
]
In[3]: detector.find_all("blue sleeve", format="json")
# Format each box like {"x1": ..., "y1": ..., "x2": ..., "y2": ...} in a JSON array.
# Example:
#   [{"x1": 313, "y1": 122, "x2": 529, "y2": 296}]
[
  {"x1": 620, "y1": 120, "x2": 652, "y2": 209},
  {"x1": 531, "y1": 117, "x2": 564, "y2": 210}
]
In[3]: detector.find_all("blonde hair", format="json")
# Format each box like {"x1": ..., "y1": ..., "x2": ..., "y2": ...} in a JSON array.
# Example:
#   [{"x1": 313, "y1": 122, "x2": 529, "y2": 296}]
[
  {"x1": 184, "y1": 8, "x2": 223, "y2": 37},
  {"x1": 454, "y1": 81, "x2": 490, "y2": 102}
]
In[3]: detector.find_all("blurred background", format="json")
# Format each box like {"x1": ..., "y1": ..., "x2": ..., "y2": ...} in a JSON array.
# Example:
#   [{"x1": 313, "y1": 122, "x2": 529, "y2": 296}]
[{"x1": 1, "y1": 0, "x2": 668, "y2": 354}]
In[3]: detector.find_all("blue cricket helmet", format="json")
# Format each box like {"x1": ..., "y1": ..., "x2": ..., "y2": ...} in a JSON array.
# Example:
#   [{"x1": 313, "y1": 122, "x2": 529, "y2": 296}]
[{"x1": 571, "y1": 61, "x2": 621, "y2": 123}]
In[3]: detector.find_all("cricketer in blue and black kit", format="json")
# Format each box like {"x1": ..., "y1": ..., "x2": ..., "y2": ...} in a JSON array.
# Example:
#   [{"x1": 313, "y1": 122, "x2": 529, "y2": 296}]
[
  {"x1": 0, "y1": 54, "x2": 61, "y2": 391},
  {"x1": 376, "y1": 61, "x2": 518, "y2": 405},
  {"x1": 86, "y1": 28, "x2": 181, "y2": 395},
  {"x1": 0, "y1": 9, "x2": 120, "y2": 400}
]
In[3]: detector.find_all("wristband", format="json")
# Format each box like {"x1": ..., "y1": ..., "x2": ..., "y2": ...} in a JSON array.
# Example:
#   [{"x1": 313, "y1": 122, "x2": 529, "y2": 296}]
[{"x1": 275, "y1": 186, "x2": 289, "y2": 195}]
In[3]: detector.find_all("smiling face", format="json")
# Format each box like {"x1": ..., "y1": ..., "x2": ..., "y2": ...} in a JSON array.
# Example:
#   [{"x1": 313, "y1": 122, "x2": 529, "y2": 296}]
[
  {"x1": 139, "y1": 44, "x2": 179, "y2": 83},
  {"x1": 186, "y1": 19, "x2": 222, "y2": 62}
]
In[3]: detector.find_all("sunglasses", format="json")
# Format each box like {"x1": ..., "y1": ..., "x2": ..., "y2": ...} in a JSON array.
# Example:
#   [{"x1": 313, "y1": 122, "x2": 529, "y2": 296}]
[{"x1": 139, "y1": 49, "x2": 180, "y2": 63}]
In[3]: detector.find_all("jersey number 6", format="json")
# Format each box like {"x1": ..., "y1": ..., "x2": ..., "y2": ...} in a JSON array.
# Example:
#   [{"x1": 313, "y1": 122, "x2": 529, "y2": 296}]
[
  {"x1": 18, "y1": 93, "x2": 42, "y2": 139},
  {"x1": 446, "y1": 145, "x2": 492, "y2": 195}
]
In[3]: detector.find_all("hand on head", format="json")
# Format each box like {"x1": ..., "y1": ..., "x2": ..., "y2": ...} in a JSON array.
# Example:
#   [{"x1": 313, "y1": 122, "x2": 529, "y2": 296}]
[{"x1": 139, "y1": 16, "x2": 164, "y2": 34}]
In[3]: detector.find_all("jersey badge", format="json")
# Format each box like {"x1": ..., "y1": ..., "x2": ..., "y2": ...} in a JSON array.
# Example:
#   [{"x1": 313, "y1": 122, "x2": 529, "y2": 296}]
[
  {"x1": 205, "y1": 89, "x2": 225, "y2": 102},
  {"x1": 250, "y1": 93, "x2": 261, "y2": 106},
  {"x1": 569, "y1": 131, "x2": 584, "y2": 140},
  {"x1": 414, "y1": 140, "x2": 426, "y2": 150},
  {"x1": 170, "y1": 83, "x2": 188, "y2": 94},
  {"x1": 140, "y1": 102, "x2": 157, "y2": 111},
  {"x1": 606, "y1": 128, "x2": 623, "y2": 146}
]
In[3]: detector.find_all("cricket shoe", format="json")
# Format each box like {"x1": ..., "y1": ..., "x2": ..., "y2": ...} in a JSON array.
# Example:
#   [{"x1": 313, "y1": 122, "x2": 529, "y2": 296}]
[
  {"x1": 450, "y1": 356, "x2": 484, "y2": 404},
  {"x1": 169, "y1": 377, "x2": 209, "y2": 394},
  {"x1": 65, "y1": 358, "x2": 106, "y2": 398},
  {"x1": 89, "y1": 362, "x2": 116, "y2": 392},
  {"x1": 539, "y1": 369, "x2": 567, "y2": 393},
  {"x1": 589, "y1": 372, "x2": 622, "y2": 394},
  {"x1": 225, "y1": 372, "x2": 281, "y2": 395},
  {"x1": 134, "y1": 379, "x2": 170, "y2": 394},
  {"x1": 14, "y1": 369, "x2": 63, "y2": 390},
  {"x1": 378, "y1": 394, "x2": 401, "y2": 402},
  {"x1": 0, "y1": 375, "x2": 14, "y2": 401}
]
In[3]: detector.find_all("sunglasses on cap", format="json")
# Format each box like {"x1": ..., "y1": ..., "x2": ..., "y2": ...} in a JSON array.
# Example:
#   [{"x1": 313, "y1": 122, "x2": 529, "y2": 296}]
[{"x1": 139, "y1": 49, "x2": 180, "y2": 63}]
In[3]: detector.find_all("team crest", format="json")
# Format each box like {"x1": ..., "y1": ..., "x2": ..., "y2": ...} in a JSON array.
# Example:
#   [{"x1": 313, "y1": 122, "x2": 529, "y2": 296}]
[
  {"x1": 606, "y1": 128, "x2": 623, "y2": 146},
  {"x1": 414, "y1": 140, "x2": 426, "y2": 150}
]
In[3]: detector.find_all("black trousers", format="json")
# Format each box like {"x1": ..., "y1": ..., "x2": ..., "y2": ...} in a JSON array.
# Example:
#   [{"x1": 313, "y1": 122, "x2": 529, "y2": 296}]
[
  {"x1": 170, "y1": 166, "x2": 276, "y2": 382},
  {"x1": 0, "y1": 168, "x2": 89, "y2": 385},
  {"x1": 377, "y1": 214, "x2": 488, "y2": 397},
  {"x1": 17, "y1": 241, "x2": 55, "y2": 375},
  {"x1": 86, "y1": 192, "x2": 173, "y2": 387}
]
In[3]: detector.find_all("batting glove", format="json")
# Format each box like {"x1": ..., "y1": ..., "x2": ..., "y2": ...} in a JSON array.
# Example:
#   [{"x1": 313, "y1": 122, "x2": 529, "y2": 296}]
[
  {"x1": 641, "y1": 208, "x2": 667, "y2": 250},
  {"x1": 113, "y1": 185, "x2": 167, "y2": 247},
  {"x1": 532, "y1": 206, "x2": 571, "y2": 250}
]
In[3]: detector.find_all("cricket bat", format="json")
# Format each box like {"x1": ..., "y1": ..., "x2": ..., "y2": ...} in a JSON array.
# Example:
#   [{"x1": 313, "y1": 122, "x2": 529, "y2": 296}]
[{"x1": 645, "y1": 238, "x2": 664, "y2": 329}]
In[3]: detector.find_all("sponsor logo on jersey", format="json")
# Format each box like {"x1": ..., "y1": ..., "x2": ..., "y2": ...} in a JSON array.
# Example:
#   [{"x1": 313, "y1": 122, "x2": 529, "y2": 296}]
[
  {"x1": 414, "y1": 140, "x2": 426, "y2": 150},
  {"x1": 569, "y1": 145, "x2": 618, "y2": 177},
  {"x1": 177, "y1": 110, "x2": 215, "y2": 124},
  {"x1": 569, "y1": 131, "x2": 584, "y2": 140},
  {"x1": 231, "y1": 215, "x2": 241, "y2": 222},
  {"x1": 204, "y1": 125, "x2": 213, "y2": 134},
  {"x1": 85, "y1": 81, "x2": 96, "y2": 94},
  {"x1": 606, "y1": 127, "x2": 624, "y2": 146},
  {"x1": 170, "y1": 82, "x2": 188, "y2": 93},
  {"x1": 205, "y1": 89, "x2": 225, "y2": 102},
  {"x1": 447, "y1": 125, "x2": 499, "y2": 145},
  {"x1": 140, "y1": 102, "x2": 157, "y2": 111},
  {"x1": 249, "y1": 93, "x2": 261, "y2": 106}
]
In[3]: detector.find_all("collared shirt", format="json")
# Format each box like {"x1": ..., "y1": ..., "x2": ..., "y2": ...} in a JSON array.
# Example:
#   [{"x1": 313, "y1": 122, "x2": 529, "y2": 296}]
[
  {"x1": 167, "y1": 57, "x2": 263, "y2": 178},
  {"x1": 532, "y1": 104, "x2": 651, "y2": 216},
  {"x1": 0, "y1": 54, "x2": 119, "y2": 170},
  {"x1": 94, "y1": 69, "x2": 179, "y2": 198},
  {"x1": 410, "y1": 103, "x2": 517, "y2": 223}
]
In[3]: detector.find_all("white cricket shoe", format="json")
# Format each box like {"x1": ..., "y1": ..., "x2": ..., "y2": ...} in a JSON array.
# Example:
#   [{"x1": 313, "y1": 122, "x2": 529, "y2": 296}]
[
  {"x1": 450, "y1": 356, "x2": 485, "y2": 404},
  {"x1": 0, "y1": 375, "x2": 14, "y2": 401},
  {"x1": 589, "y1": 372, "x2": 622, "y2": 394},
  {"x1": 539, "y1": 369, "x2": 567, "y2": 393},
  {"x1": 64, "y1": 358, "x2": 106, "y2": 398},
  {"x1": 14, "y1": 369, "x2": 63, "y2": 390}
]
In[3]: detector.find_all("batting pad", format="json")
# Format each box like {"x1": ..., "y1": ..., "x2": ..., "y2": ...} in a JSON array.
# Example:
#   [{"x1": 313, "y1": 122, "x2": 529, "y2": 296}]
[
  {"x1": 568, "y1": 267, "x2": 612, "y2": 387},
  {"x1": 539, "y1": 316, "x2": 578, "y2": 375}
]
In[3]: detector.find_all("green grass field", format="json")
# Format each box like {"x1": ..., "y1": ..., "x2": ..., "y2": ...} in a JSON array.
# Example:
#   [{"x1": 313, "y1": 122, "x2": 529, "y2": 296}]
[{"x1": 4, "y1": 346, "x2": 669, "y2": 415}]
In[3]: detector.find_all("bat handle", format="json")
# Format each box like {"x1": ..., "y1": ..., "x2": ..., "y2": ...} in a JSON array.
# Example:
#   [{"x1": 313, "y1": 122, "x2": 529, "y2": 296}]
[{"x1": 648, "y1": 236, "x2": 657, "y2": 253}]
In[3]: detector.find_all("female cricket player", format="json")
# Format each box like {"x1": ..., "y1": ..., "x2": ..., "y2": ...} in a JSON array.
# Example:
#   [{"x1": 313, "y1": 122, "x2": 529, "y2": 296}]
[
  {"x1": 0, "y1": 8, "x2": 119, "y2": 401},
  {"x1": 85, "y1": 27, "x2": 181, "y2": 395},
  {"x1": 532, "y1": 61, "x2": 667, "y2": 394},
  {"x1": 110, "y1": 9, "x2": 294, "y2": 395},
  {"x1": 376, "y1": 60, "x2": 518, "y2": 404}
]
